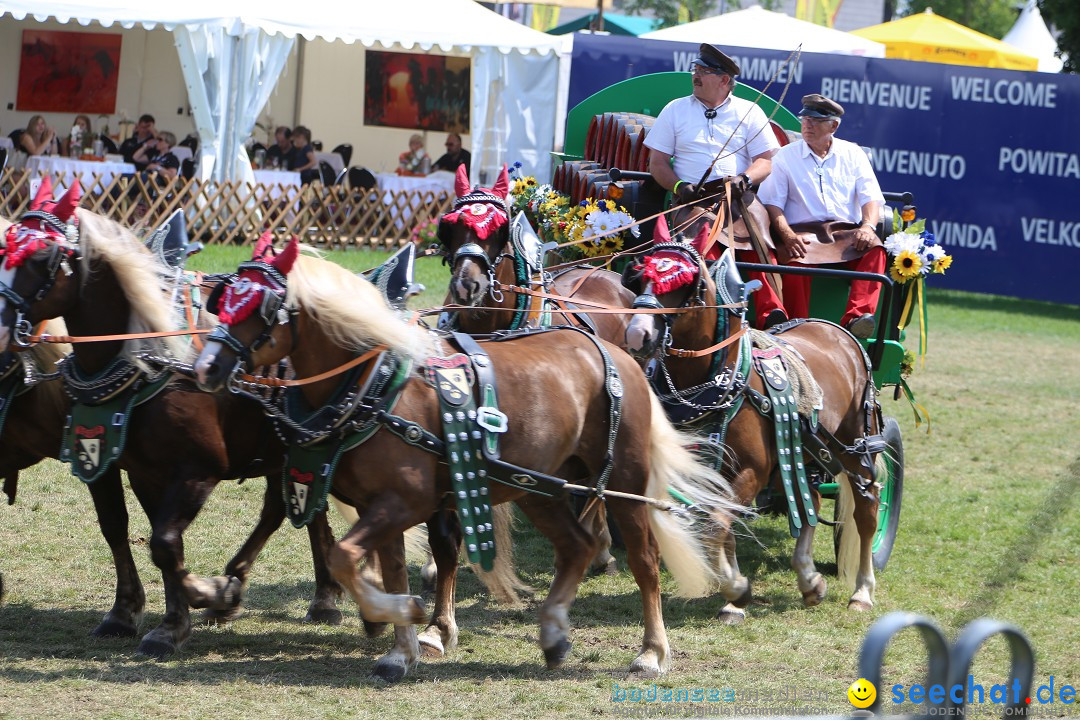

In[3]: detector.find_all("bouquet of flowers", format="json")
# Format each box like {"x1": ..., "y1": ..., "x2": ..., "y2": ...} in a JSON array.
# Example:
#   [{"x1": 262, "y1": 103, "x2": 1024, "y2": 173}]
[
  {"x1": 508, "y1": 162, "x2": 637, "y2": 260},
  {"x1": 882, "y1": 206, "x2": 953, "y2": 372},
  {"x1": 410, "y1": 218, "x2": 439, "y2": 247}
]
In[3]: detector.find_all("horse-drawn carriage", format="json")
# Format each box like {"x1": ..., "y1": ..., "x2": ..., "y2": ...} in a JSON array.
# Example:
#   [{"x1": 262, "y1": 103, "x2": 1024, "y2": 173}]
[{"x1": 544, "y1": 71, "x2": 914, "y2": 571}]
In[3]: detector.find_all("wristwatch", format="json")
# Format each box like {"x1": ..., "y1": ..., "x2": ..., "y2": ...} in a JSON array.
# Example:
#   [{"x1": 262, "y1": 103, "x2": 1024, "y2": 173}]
[{"x1": 739, "y1": 173, "x2": 751, "y2": 187}]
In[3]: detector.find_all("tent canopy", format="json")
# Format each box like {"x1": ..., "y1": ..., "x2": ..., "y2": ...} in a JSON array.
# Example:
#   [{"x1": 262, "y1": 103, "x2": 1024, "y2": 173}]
[
  {"x1": 641, "y1": 5, "x2": 885, "y2": 57},
  {"x1": 548, "y1": 12, "x2": 662, "y2": 36},
  {"x1": 0, "y1": 0, "x2": 563, "y2": 183},
  {"x1": 852, "y1": 8, "x2": 1039, "y2": 71},
  {"x1": 1002, "y1": 0, "x2": 1064, "y2": 73},
  {"x1": 0, "y1": 0, "x2": 563, "y2": 52}
]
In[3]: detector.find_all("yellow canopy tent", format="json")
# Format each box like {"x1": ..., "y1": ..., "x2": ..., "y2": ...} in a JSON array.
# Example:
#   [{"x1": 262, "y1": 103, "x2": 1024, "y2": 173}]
[{"x1": 852, "y1": 8, "x2": 1039, "y2": 71}]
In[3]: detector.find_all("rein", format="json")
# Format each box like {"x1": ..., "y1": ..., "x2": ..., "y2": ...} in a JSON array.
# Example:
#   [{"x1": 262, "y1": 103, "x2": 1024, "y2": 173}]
[
  {"x1": 667, "y1": 324, "x2": 747, "y2": 358},
  {"x1": 234, "y1": 345, "x2": 387, "y2": 388},
  {"x1": 24, "y1": 327, "x2": 211, "y2": 345}
]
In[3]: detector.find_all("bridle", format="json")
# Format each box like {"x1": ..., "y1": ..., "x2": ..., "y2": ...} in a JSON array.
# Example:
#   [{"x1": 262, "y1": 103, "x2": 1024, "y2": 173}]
[
  {"x1": 628, "y1": 241, "x2": 710, "y2": 369},
  {"x1": 205, "y1": 261, "x2": 298, "y2": 377},
  {"x1": 0, "y1": 210, "x2": 80, "y2": 348},
  {"x1": 438, "y1": 191, "x2": 512, "y2": 305}
]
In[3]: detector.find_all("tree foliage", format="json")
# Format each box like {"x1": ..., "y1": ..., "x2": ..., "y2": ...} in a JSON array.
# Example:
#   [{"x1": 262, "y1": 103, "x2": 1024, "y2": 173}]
[
  {"x1": 902, "y1": 0, "x2": 1016, "y2": 40},
  {"x1": 621, "y1": 0, "x2": 731, "y2": 29},
  {"x1": 1038, "y1": 0, "x2": 1079, "y2": 72}
]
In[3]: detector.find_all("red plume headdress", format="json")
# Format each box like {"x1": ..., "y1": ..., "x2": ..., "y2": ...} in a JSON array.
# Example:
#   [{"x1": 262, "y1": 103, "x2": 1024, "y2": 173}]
[
  {"x1": 639, "y1": 215, "x2": 701, "y2": 295},
  {"x1": 3, "y1": 179, "x2": 82, "y2": 270},
  {"x1": 439, "y1": 163, "x2": 509, "y2": 241},
  {"x1": 216, "y1": 235, "x2": 297, "y2": 325}
]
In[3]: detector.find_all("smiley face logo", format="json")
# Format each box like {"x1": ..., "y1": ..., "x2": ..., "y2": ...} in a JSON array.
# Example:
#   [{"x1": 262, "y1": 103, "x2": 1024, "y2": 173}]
[{"x1": 848, "y1": 678, "x2": 877, "y2": 708}]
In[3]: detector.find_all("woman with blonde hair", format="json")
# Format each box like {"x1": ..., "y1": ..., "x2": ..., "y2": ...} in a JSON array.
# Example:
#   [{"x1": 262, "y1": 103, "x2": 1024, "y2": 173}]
[{"x1": 20, "y1": 115, "x2": 59, "y2": 156}]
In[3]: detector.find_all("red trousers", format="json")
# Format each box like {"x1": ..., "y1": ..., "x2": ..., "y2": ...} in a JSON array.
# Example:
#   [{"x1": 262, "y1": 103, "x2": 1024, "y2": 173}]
[
  {"x1": 782, "y1": 246, "x2": 886, "y2": 326},
  {"x1": 704, "y1": 245, "x2": 786, "y2": 328}
]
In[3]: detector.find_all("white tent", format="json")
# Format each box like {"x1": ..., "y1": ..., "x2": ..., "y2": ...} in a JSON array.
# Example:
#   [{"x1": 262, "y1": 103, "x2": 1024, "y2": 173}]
[
  {"x1": 1002, "y1": 0, "x2": 1064, "y2": 73},
  {"x1": 641, "y1": 5, "x2": 885, "y2": 57},
  {"x1": 0, "y1": 0, "x2": 564, "y2": 183}
]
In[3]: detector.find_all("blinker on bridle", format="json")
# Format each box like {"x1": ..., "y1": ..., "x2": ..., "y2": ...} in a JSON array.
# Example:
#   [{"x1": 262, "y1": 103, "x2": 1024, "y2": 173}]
[
  {"x1": 1, "y1": 210, "x2": 80, "y2": 348},
  {"x1": 205, "y1": 260, "x2": 297, "y2": 373}
]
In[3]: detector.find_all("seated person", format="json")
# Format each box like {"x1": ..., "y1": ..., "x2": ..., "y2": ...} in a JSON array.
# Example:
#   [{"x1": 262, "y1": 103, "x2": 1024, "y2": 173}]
[
  {"x1": 432, "y1": 133, "x2": 471, "y2": 174},
  {"x1": 20, "y1": 115, "x2": 59, "y2": 157},
  {"x1": 397, "y1": 134, "x2": 431, "y2": 175},
  {"x1": 120, "y1": 114, "x2": 157, "y2": 168},
  {"x1": 288, "y1": 125, "x2": 319, "y2": 184},
  {"x1": 757, "y1": 94, "x2": 886, "y2": 339},
  {"x1": 131, "y1": 131, "x2": 181, "y2": 183},
  {"x1": 644, "y1": 43, "x2": 785, "y2": 330},
  {"x1": 63, "y1": 114, "x2": 93, "y2": 157},
  {"x1": 266, "y1": 126, "x2": 293, "y2": 169}
]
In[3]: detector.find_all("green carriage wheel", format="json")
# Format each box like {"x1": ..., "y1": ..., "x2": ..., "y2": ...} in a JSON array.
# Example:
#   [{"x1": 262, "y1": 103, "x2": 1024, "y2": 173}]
[{"x1": 831, "y1": 416, "x2": 904, "y2": 570}]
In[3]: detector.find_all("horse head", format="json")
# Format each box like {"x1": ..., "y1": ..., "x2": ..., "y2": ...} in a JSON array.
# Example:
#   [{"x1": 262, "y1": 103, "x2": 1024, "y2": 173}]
[
  {"x1": 437, "y1": 163, "x2": 510, "y2": 306},
  {"x1": 0, "y1": 178, "x2": 82, "y2": 352},
  {"x1": 622, "y1": 216, "x2": 712, "y2": 362},
  {"x1": 195, "y1": 233, "x2": 298, "y2": 391}
]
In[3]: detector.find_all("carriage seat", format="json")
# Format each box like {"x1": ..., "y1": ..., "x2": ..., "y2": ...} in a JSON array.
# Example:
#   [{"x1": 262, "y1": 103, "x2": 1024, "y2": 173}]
[{"x1": 145, "y1": 208, "x2": 202, "y2": 269}]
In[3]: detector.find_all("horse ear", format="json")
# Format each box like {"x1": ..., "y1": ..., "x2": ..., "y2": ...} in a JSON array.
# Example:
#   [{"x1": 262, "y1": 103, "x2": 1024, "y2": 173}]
[
  {"x1": 271, "y1": 235, "x2": 299, "y2": 275},
  {"x1": 454, "y1": 164, "x2": 470, "y2": 198},
  {"x1": 652, "y1": 214, "x2": 671, "y2": 245},
  {"x1": 252, "y1": 230, "x2": 275, "y2": 261},
  {"x1": 30, "y1": 176, "x2": 54, "y2": 212},
  {"x1": 492, "y1": 164, "x2": 509, "y2": 198},
  {"x1": 53, "y1": 180, "x2": 81, "y2": 222},
  {"x1": 690, "y1": 222, "x2": 711, "y2": 257}
]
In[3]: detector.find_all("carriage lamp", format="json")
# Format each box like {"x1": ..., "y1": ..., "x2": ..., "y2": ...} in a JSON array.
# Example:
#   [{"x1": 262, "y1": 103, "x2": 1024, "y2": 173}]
[
  {"x1": 607, "y1": 183, "x2": 624, "y2": 200},
  {"x1": 901, "y1": 205, "x2": 917, "y2": 223}
]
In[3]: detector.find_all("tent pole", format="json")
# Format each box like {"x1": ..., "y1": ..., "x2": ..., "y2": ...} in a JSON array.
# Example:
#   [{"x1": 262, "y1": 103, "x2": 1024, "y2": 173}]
[{"x1": 293, "y1": 38, "x2": 306, "y2": 128}]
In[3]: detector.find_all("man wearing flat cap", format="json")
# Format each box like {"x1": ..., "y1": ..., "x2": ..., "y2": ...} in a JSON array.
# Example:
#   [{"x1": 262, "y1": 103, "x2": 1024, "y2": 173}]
[
  {"x1": 757, "y1": 94, "x2": 886, "y2": 339},
  {"x1": 644, "y1": 43, "x2": 786, "y2": 330}
]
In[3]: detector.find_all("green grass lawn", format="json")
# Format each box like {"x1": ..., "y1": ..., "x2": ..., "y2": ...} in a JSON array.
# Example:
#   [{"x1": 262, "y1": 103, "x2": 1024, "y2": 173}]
[{"x1": 1, "y1": 248, "x2": 1077, "y2": 719}]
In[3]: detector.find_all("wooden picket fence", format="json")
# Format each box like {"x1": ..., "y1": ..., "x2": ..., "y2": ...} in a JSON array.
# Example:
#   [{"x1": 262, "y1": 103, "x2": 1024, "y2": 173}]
[{"x1": 0, "y1": 168, "x2": 453, "y2": 247}]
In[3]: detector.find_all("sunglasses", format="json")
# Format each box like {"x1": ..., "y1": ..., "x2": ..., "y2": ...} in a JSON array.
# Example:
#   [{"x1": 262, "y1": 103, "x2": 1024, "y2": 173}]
[
  {"x1": 799, "y1": 115, "x2": 834, "y2": 124},
  {"x1": 690, "y1": 66, "x2": 723, "y2": 76}
]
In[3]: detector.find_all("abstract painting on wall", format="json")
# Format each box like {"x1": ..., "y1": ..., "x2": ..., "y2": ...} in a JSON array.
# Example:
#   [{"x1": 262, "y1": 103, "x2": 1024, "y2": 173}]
[
  {"x1": 17, "y1": 30, "x2": 122, "y2": 114},
  {"x1": 364, "y1": 51, "x2": 470, "y2": 133}
]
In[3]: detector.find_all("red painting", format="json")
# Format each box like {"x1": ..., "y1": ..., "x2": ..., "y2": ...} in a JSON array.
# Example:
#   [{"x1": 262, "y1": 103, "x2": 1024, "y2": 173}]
[
  {"x1": 17, "y1": 30, "x2": 122, "y2": 114},
  {"x1": 364, "y1": 51, "x2": 470, "y2": 133}
]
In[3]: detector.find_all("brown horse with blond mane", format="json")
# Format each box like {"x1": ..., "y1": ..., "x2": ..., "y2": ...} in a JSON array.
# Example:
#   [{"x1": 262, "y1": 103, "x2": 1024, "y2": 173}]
[
  {"x1": 622, "y1": 217, "x2": 886, "y2": 618},
  {"x1": 192, "y1": 237, "x2": 744, "y2": 681}
]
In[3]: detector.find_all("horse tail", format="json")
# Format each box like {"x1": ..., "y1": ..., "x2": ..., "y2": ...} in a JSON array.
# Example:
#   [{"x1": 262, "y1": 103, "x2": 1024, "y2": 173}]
[
  {"x1": 472, "y1": 504, "x2": 533, "y2": 607},
  {"x1": 835, "y1": 473, "x2": 860, "y2": 591},
  {"x1": 645, "y1": 392, "x2": 745, "y2": 599}
]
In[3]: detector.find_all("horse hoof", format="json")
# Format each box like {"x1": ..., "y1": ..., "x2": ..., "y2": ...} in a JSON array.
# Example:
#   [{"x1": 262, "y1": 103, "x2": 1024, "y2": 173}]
[
  {"x1": 371, "y1": 657, "x2": 410, "y2": 683},
  {"x1": 802, "y1": 575, "x2": 827, "y2": 607},
  {"x1": 305, "y1": 607, "x2": 344, "y2": 626},
  {"x1": 717, "y1": 607, "x2": 746, "y2": 625},
  {"x1": 589, "y1": 556, "x2": 618, "y2": 578},
  {"x1": 136, "y1": 636, "x2": 177, "y2": 660},
  {"x1": 731, "y1": 583, "x2": 753, "y2": 609},
  {"x1": 202, "y1": 606, "x2": 243, "y2": 625},
  {"x1": 543, "y1": 639, "x2": 572, "y2": 670},
  {"x1": 629, "y1": 651, "x2": 664, "y2": 678},
  {"x1": 363, "y1": 620, "x2": 389, "y2": 638},
  {"x1": 847, "y1": 599, "x2": 873, "y2": 612},
  {"x1": 418, "y1": 631, "x2": 445, "y2": 659},
  {"x1": 91, "y1": 617, "x2": 140, "y2": 638},
  {"x1": 406, "y1": 596, "x2": 427, "y2": 625}
]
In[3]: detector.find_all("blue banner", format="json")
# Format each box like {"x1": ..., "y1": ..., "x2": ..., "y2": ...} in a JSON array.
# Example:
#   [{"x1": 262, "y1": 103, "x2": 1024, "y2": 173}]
[{"x1": 569, "y1": 34, "x2": 1080, "y2": 306}]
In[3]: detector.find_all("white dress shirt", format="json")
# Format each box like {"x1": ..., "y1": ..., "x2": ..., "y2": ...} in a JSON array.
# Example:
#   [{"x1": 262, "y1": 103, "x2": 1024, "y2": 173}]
[
  {"x1": 757, "y1": 137, "x2": 884, "y2": 225},
  {"x1": 644, "y1": 94, "x2": 778, "y2": 183}
]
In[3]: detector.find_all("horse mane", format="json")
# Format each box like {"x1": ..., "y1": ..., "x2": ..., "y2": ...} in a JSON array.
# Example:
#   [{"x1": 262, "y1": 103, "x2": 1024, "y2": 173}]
[
  {"x1": 74, "y1": 209, "x2": 186, "y2": 361},
  {"x1": 287, "y1": 253, "x2": 435, "y2": 363}
]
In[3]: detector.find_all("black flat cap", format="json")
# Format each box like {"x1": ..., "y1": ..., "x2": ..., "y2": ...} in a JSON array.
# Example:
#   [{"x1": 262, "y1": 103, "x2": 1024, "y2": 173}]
[
  {"x1": 798, "y1": 93, "x2": 844, "y2": 118},
  {"x1": 692, "y1": 43, "x2": 740, "y2": 76}
]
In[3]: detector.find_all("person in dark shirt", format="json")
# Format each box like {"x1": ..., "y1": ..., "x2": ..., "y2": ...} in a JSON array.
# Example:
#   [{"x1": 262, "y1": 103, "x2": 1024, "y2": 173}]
[
  {"x1": 119, "y1": 114, "x2": 157, "y2": 168},
  {"x1": 266, "y1": 126, "x2": 294, "y2": 169},
  {"x1": 289, "y1": 125, "x2": 319, "y2": 184},
  {"x1": 132, "y1": 131, "x2": 181, "y2": 182},
  {"x1": 432, "y1": 133, "x2": 471, "y2": 174}
]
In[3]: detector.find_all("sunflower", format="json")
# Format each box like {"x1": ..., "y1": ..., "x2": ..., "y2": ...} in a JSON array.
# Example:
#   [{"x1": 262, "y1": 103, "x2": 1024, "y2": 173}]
[
  {"x1": 891, "y1": 249, "x2": 923, "y2": 282},
  {"x1": 932, "y1": 254, "x2": 953, "y2": 274}
]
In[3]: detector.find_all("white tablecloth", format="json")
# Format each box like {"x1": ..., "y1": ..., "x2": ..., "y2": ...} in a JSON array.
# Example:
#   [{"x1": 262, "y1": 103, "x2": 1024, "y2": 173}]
[
  {"x1": 253, "y1": 169, "x2": 302, "y2": 200},
  {"x1": 375, "y1": 171, "x2": 456, "y2": 197},
  {"x1": 25, "y1": 155, "x2": 135, "y2": 191}
]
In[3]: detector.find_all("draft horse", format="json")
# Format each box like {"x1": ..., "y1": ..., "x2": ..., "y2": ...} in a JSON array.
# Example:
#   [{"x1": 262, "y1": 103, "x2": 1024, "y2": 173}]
[
  {"x1": 438, "y1": 164, "x2": 637, "y2": 577},
  {"x1": 622, "y1": 218, "x2": 886, "y2": 618},
  {"x1": 0, "y1": 182, "x2": 343, "y2": 657},
  {"x1": 192, "y1": 238, "x2": 744, "y2": 680}
]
